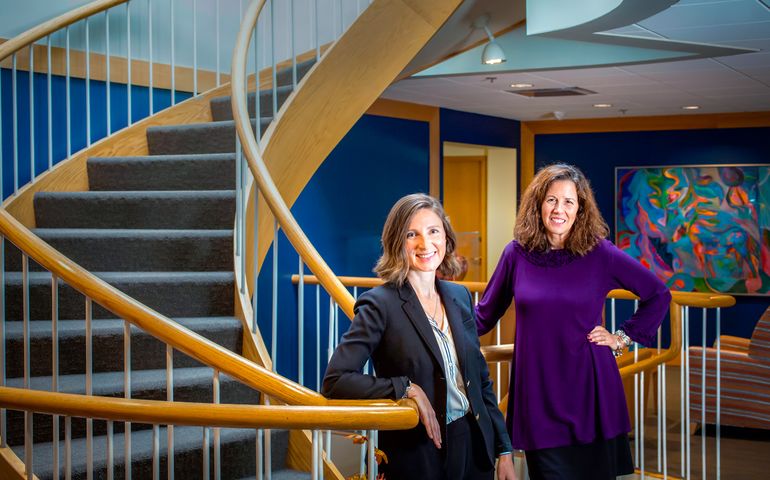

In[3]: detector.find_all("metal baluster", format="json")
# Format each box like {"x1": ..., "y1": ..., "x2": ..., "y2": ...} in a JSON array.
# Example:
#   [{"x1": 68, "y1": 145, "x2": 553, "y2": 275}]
[
  {"x1": 662, "y1": 347, "x2": 668, "y2": 478},
  {"x1": 203, "y1": 426, "x2": 210, "y2": 480},
  {"x1": 105, "y1": 11, "x2": 111, "y2": 135},
  {"x1": 65, "y1": 416, "x2": 72, "y2": 480},
  {"x1": 272, "y1": 221, "x2": 279, "y2": 372},
  {"x1": 298, "y1": 258, "x2": 305, "y2": 385},
  {"x1": 367, "y1": 429, "x2": 376, "y2": 480},
  {"x1": 714, "y1": 307, "x2": 722, "y2": 480},
  {"x1": 252, "y1": 185, "x2": 259, "y2": 333},
  {"x1": 1, "y1": 48, "x2": 4, "y2": 198},
  {"x1": 107, "y1": 420, "x2": 114, "y2": 480},
  {"x1": 170, "y1": 0, "x2": 175, "y2": 105},
  {"x1": 124, "y1": 318, "x2": 132, "y2": 480},
  {"x1": 633, "y1": 339, "x2": 639, "y2": 467},
  {"x1": 85, "y1": 17, "x2": 91, "y2": 147},
  {"x1": 270, "y1": 0, "x2": 277, "y2": 116},
  {"x1": 235, "y1": 140, "x2": 242, "y2": 259},
  {"x1": 254, "y1": 19, "x2": 260, "y2": 144},
  {"x1": 214, "y1": 370, "x2": 221, "y2": 480},
  {"x1": 684, "y1": 306, "x2": 691, "y2": 479},
  {"x1": 12, "y1": 53, "x2": 18, "y2": 192},
  {"x1": 126, "y1": 1, "x2": 132, "y2": 126},
  {"x1": 148, "y1": 0, "x2": 153, "y2": 114},
  {"x1": 657, "y1": 326, "x2": 662, "y2": 473},
  {"x1": 216, "y1": 0, "x2": 220, "y2": 86},
  {"x1": 311, "y1": 430, "x2": 319, "y2": 480},
  {"x1": 23, "y1": 255, "x2": 32, "y2": 479},
  {"x1": 265, "y1": 396, "x2": 272, "y2": 479},
  {"x1": 0, "y1": 235, "x2": 6, "y2": 447},
  {"x1": 316, "y1": 285, "x2": 320, "y2": 390},
  {"x1": 167, "y1": 345, "x2": 175, "y2": 479},
  {"x1": 256, "y1": 428, "x2": 264, "y2": 480},
  {"x1": 65, "y1": 28, "x2": 71, "y2": 158},
  {"x1": 314, "y1": 0, "x2": 320, "y2": 61},
  {"x1": 640, "y1": 369, "x2": 645, "y2": 477},
  {"x1": 29, "y1": 44, "x2": 35, "y2": 181},
  {"x1": 701, "y1": 308, "x2": 707, "y2": 479},
  {"x1": 52, "y1": 273, "x2": 59, "y2": 478},
  {"x1": 153, "y1": 424, "x2": 160, "y2": 480},
  {"x1": 86, "y1": 298, "x2": 93, "y2": 480},
  {"x1": 291, "y1": 0, "x2": 296, "y2": 88},
  {"x1": 193, "y1": 0, "x2": 198, "y2": 95},
  {"x1": 46, "y1": 35, "x2": 52, "y2": 169}
]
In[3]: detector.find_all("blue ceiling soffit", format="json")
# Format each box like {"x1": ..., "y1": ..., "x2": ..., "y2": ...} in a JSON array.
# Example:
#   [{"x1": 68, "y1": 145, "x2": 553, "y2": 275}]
[{"x1": 413, "y1": 0, "x2": 756, "y2": 78}]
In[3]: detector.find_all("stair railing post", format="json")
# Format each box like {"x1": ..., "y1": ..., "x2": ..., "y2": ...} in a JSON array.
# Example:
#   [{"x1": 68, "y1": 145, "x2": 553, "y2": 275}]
[
  {"x1": 170, "y1": 0, "x2": 175, "y2": 105},
  {"x1": 86, "y1": 297, "x2": 94, "y2": 480},
  {"x1": 271, "y1": 220, "x2": 278, "y2": 372},
  {"x1": 105, "y1": 12, "x2": 111, "y2": 136},
  {"x1": 13, "y1": 52, "x2": 19, "y2": 193},
  {"x1": 29, "y1": 44, "x2": 36, "y2": 181},
  {"x1": 701, "y1": 307, "x2": 707, "y2": 479},
  {"x1": 148, "y1": 0, "x2": 153, "y2": 115},
  {"x1": 192, "y1": 0, "x2": 198, "y2": 95},
  {"x1": 0, "y1": 235, "x2": 5, "y2": 449},
  {"x1": 126, "y1": 2, "x2": 132, "y2": 126},
  {"x1": 298, "y1": 258, "x2": 304, "y2": 385},
  {"x1": 685, "y1": 306, "x2": 691, "y2": 480},
  {"x1": 213, "y1": 370, "x2": 221, "y2": 480},
  {"x1": 22, "y1": 254, "x2": 33, "y2": 478},
  {"x1": 124, "y1": 317, "x2": 132, "y2": 480},
  {"x1": 167, "y1": 345, "x2": 175, "y2": 479},
  {"x1": 716, "y1": 307, "x2": 721, "y2": 480},
  {"x1": 86, "y1": 17, "x2": 91, "y2": 147},
  {"x1": 153, "y1": 424, "x2": 160, "y2": 480},
  {"x1": 311, "y1": 429, "x2": 319, "y2": 480}
]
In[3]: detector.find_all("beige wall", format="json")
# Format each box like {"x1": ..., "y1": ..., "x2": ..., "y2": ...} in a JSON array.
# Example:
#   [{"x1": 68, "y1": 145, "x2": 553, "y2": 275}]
[{"x1": 443, "y1": 142, "x2": 517, "y2": 280}]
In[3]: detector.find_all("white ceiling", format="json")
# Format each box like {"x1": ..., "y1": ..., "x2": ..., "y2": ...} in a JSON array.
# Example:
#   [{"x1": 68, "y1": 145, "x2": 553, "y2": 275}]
[{"x1": 383, "y1": 0, "x2": 770, "y2": 121}]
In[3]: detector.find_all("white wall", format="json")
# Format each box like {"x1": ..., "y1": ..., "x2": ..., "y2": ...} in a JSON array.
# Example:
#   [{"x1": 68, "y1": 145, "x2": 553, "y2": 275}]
[{"x1": 1, "y1": 0, "x2": 366, "y2": 72}]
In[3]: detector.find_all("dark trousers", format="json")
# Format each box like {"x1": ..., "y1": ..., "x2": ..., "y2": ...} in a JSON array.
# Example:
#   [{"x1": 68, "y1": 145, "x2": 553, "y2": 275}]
[{"x1": 445, "y1": 413, "x2": 495, "y2": 479}]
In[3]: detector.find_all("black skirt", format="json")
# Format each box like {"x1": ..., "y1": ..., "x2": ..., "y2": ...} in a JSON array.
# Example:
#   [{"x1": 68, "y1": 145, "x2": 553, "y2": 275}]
[{"x1": 525, "y1": 433, "x2": 634, "y2": 480}]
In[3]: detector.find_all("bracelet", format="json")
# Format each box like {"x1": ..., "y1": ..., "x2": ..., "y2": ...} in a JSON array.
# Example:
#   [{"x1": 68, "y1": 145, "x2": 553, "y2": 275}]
[
  {"x1": 612, "y1": 330, "x2": 632, "y2": 358},
  {"x1": 401, "y1": 379, "x2": 412, "y2": 399}
]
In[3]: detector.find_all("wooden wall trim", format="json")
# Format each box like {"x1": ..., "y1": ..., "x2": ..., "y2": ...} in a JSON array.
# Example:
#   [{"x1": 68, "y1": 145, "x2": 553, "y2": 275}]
[
  {"x1": 366, "y1": 98, "x2": 441, "y2": 197},
  {"x1": 519, "y1": 111, "x2": 770, "y2": 192}
]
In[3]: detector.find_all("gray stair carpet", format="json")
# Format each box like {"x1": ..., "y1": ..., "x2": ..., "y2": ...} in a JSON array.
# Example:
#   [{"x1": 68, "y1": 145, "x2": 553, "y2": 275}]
[{"x1": 7, "y1": 64, "x2": 314, "y2": 479}]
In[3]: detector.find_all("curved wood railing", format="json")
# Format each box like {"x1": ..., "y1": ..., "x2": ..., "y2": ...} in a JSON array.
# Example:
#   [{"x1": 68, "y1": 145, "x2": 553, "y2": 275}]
[{"x1": 0, "y1": 386, "x2": 417, "y2": 431}]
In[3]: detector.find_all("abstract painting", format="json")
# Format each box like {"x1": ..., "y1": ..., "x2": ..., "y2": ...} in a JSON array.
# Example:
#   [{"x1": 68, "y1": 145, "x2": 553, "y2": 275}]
[{"x1": 615, "y1": 165, "x2": 770, "y2": 295}]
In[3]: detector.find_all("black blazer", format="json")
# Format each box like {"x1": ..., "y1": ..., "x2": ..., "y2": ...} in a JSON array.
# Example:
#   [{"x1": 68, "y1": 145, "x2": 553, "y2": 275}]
[{"x1": 322, "y1": 280, "x2": 512, "y2": 478}]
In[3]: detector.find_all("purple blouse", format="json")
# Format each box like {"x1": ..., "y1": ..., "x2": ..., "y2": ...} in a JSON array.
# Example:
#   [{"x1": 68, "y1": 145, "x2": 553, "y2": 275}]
[{"x1": 476, "y1": 239, "x2": 671, "y2": 451}]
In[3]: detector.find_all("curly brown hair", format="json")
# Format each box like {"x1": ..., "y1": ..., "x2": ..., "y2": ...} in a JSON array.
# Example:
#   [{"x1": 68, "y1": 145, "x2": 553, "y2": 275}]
[
  {"x1": 515, "y1": 164, "x2": 609, "y2": 256},
  {"x1": 374, "y1": 193, "x2": 462, "y2": 285}
]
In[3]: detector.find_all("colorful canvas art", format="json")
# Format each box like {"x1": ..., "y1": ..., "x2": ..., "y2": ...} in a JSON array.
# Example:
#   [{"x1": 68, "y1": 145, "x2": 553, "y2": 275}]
[{"x1": 615, "y1": 165, "x2": 770, "y2": 295}]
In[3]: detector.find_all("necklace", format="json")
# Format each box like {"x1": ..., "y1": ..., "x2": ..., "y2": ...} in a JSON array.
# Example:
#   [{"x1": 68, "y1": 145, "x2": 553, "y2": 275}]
[{"x1": 422, "y1": 291, "x2": 443, "y2": 328}]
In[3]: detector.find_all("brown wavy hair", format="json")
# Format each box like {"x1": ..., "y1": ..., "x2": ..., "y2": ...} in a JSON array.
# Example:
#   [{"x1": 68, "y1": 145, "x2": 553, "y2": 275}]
[
  {"x1": 374, "y1": 193, "x2": 462, "y2": 285},
  {"x1": 515, "y1": 163, "x2": 609, "y2": 256}
]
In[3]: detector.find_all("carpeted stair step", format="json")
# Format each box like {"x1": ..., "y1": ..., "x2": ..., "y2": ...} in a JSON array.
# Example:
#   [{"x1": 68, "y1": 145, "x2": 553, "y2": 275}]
[
  {"x1": 11, "y1": 423, "x2": 274, "y2": 479},
  {"x1": 34, "y1": 190, "x2": 235, "y2": 229},
  {"x1": 4, "y1": 317, "x2": 242, "y2": 378},
  {"x1": 146, "y1": 118, "x2": 272, "y2": 156},
  {"x1": 4, "y1": 271, "x2": 234, "y2": 321},
  {"x1": 88, "y1": 154, "x2": 236, "y2": 191},
  {"x1": 6, "y1": 367, "x2": 260, "y2": 445},
  {"x1": 210, "y1": 85, "x2": 294, "y2": 122},
  {"x1": 5, "y1": 229, "x2": 233, "y2": 272}
]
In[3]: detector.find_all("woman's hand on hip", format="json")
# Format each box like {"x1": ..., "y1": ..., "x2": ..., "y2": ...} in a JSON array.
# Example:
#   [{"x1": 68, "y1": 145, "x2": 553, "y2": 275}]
[
  {"x1": 497, "y1": 453, "x2": 516, "y2": 479},
  {"x1": 407, "y1": 383, "x2": 442, "y2": 449},
  {"x1": 587, "y1": 325, "x2": 623, "y2": 351}
]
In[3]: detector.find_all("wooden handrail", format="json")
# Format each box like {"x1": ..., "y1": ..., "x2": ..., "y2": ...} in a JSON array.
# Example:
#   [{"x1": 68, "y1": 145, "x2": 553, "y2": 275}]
[
  {"x1": 0, "y1": 0, "x2": 125, "y2": 62},
  {"x1": 0, "y1": 387, "x2": 418, "y2": 431}
]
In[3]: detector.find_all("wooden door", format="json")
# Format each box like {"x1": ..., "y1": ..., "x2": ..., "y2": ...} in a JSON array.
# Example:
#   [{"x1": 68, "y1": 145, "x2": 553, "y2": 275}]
[{"x1": 442, "y1": 155, "x2": 486, "y2": 282}]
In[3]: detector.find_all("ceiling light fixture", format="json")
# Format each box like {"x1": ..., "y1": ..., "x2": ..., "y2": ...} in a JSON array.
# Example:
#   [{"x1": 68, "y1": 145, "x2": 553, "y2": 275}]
[
  {"x1": 682, "y1": 105, "x2": 700, "y2": 110},
  {"x1": 510, "y1": 83, "x2": 533, "y2": 88},
  {"x1": 474, "y1": 14, "x2": 506, "y2": 65},
  {"x1": 593, "y1": 103, "x2": 613, "y2": 108}
]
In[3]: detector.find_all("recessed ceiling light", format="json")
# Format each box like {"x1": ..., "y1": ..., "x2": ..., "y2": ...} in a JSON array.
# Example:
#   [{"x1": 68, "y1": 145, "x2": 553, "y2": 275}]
[
  {"x1": 593, "y1": 103, "x2": 612, "y2": 108},
  {"x1": 682, "y1": 105, "x2": 700, "y2": 110},
  {"x1": 510, "y1": 83, "x2": 533, "y2": 88}
]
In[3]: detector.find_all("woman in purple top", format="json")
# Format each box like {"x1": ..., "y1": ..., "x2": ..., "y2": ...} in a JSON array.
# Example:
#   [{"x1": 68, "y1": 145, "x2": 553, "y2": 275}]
[{"x1": 476, "y1": 164, "x2": 671, "y2": 479}]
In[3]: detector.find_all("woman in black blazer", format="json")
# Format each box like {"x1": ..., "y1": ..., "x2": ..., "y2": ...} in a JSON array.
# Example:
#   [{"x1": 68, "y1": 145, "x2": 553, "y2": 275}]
[{"x1": 322, "y1": 194, "x2": 515, "y2": 480}]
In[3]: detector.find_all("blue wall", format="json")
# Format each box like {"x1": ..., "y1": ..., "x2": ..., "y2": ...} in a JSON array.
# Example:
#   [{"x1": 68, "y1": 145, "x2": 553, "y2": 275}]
[
  {"x1": 535, "y1": 127, "x2": 770, "y2": 346},
  {"x1": 0, "y1": 68, "x2": 191, "y2": 200}
]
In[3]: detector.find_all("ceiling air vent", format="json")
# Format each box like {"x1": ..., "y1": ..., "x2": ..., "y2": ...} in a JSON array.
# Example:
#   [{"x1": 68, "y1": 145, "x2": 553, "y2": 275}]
[{"x1": 506, "y1": 87, "x2": 597, "y2": 98}]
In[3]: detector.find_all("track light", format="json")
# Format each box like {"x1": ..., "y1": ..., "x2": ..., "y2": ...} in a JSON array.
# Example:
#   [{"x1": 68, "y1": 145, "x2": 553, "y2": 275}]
[{"x1": 474, "y1": 14, "x2": 506, "y2": 65}]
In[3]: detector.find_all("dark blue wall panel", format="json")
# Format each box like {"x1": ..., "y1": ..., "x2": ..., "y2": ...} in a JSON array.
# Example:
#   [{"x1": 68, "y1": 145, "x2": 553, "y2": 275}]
[{"x1": 535, "y1": 127, "x2": 770, "y2": 346}]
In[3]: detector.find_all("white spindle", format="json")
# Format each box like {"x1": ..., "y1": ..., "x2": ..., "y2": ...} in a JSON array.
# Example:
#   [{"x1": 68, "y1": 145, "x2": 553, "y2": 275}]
[
  {"x1": 270, "y1": 0, "x2": 277, "y2": 116},
  {"x1": 716, "y1": 307, "x2": 721, "y2": 479},
  {"x1": 148, "y1": 0, "x2": 153, "y2": 114},
  {"x1": 298, "y1": 258, "x2": 305, "y2": 385},
  {"x1": 193, "y1": 0, "x2": 198, "y2": 95},
  {"x1": 701, "y1": 308, "x2": 707, "y2": 479},
  {"x1": 65, "y1": 28, "x2": 71, "y2": 159},
  {"x1": 167, "y1": 345, "x2": 175, "y2": 479},
  {"x1": 203, "y1": 427, "x2": 210, "y2": 480},
  {"x1": 85, "y1": 17, "x2": 91, "y2": 147},
  {"x1": 47, "y1": 35, "x2": 52, "y2": 169},
  {"x1": 153, "y1": 424, "x2": 160, "y2": 480},
  {"x1": 65, "y1": 416, "x2": 72, "y2": 480},
  {"x1": 22, "y1": 255, "x2": 32, "y2": 479},
  {"x1": 170, "y1": 0, "x2": 175, "y2": 104},
  {"x1": 126, "y1": 2, "x2": 132, "y2": 126},
  {"x1": 105, "y1": 11, "x2": 111, "y2": 135},
  {"x1": 124, "y1": 318, "x2": 132, "y2": 480},
  {"x1": 86, "y1": 298, "x2": 93, "y2": 480},
  {"x1": 214, "y1": 370, "x2": 221, "y2": 480},
  {"x1": 272, "y1": 221, "x2": 279, "y2": 371},
  {"x1": 12, "y1": 53, "x2": 18, "y2": 192},
  {"x1": 29, "y1": 45, "x2": 35, "y2": 181},
  {"x1": 107, "y1": 421, "x2": 114, "y2": 480}
]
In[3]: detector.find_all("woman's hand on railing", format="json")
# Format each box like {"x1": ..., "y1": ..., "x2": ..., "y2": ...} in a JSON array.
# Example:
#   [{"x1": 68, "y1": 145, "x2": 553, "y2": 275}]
[
  {"x1": 406, "y1": 382, "x2": 442, "y2": 449},
  {"x1": 497, "y1": 453, "x2": 516, "y2": 479}
]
